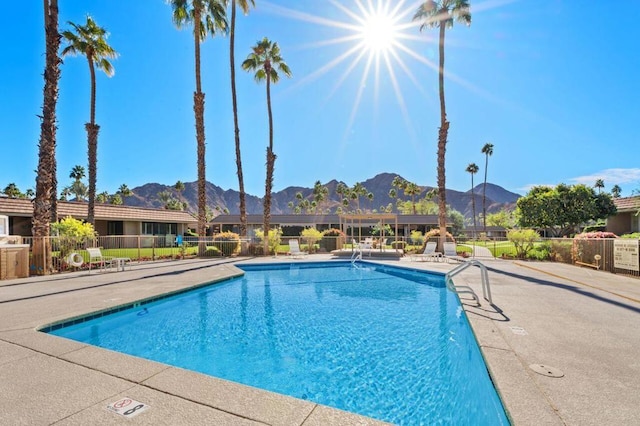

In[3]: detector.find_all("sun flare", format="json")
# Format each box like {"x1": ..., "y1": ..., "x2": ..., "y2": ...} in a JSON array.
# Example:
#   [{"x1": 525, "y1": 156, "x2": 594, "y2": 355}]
[{"x1": 358, "y1": 11, "x2": 399, "y2": 54}]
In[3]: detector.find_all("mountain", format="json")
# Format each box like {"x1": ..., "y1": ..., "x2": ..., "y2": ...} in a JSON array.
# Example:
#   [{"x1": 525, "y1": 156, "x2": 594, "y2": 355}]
[{"x1": 123, "y1": 173, "x2": 521, "y2": 221}]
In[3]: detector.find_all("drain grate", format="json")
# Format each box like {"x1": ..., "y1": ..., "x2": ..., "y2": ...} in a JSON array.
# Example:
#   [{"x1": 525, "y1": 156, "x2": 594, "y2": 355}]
[{"x1": 529, "y1": 364, "x2": 564, "y2": 378}]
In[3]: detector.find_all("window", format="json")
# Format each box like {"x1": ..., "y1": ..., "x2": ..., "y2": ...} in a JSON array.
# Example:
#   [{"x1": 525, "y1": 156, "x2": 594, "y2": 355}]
[
  {"x1": 142, "y1": 222, "x2": 177, "y2": 235},
  {"x1": 107, "y1": 221, "x2": 124, "y2": 235}
]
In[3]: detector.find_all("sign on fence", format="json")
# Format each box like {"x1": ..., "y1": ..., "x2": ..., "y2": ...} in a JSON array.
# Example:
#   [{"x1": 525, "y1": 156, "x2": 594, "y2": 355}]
[{"x1": 613, "y1": 239, "x2": 640, "y2": 272}]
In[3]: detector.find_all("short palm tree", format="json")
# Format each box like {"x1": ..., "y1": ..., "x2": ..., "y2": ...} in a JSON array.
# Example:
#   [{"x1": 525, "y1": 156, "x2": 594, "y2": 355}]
[
  {"x1": 242, "y1": 37, "x2": 292, "y2": 255},
  {"x1": 169, "y1": 0, "x2": 227, "y2": 245},
  {"x1": 62, "y1": 16, "x2": 117, "y2": 226},
  {"x1": 414, "y1": 0, "x2": 471, "y2": 250},
  {"x1": 466, "y1": 162, "x2": 479, "y2": 238},
  {"x1": 33, "y1": 0, "x2": 62, "y2": 274},
  {"x1": 611, "y1": 184, "x2": 622, "y2": 198},
  {"x1": 229, "y1": 0, "x2": 254, "y2": 238}
]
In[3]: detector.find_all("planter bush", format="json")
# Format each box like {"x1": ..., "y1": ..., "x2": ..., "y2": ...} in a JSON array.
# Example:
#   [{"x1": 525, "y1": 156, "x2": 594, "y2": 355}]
[
  {"x1": 321, "y1": 228, "x2": 346, "y2": 251},
  {"x1": 212, "y1": 232, "x2": 240, "y2": 256}
]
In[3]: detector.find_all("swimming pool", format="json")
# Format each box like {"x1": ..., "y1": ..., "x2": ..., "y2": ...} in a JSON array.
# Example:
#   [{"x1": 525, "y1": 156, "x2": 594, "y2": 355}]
[{"x1": 47, "y1": 261, "x2": 509, "y2": 424}]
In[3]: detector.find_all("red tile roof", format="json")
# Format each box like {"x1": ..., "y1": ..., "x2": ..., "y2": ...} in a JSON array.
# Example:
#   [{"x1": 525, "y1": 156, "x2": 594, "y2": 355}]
[{"x1": 614, "y1": 196, "x2": 640, "y2": 213}]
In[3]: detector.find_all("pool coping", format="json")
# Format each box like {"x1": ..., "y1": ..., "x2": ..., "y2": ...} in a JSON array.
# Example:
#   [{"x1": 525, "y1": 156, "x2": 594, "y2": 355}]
[{"x1": 2, "y1": 255, "x2": 640, "y2": 424}]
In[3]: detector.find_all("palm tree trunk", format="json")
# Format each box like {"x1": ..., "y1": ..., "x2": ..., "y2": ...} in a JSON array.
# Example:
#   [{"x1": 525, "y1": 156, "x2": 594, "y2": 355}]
[
  {"x1": 437, "y1": 22, "x2": 449, "y2": 251},
  {"x1": 471, "y1": 175, "x2": 476, "y2": 239},
  {"x1": 483, "y1": 155, "x2": 488, "y2": 233},
  {"x1": 85, "y1": 123, "x2": 99, "y2": 225},
  {"x1": 193, "y1": 5, "x2": 207, "y2": 254},
  {"x1": 230, "y1": 0, "x2": 247, "y2": 238},
  {"x1": 263, "y1": 75, "x2": 274, "y2": 255},
  {"x1": 33, "y1": 0, "x2": 61, "y2": 275},
  {"x1": 85, "y1": 57, "x2": 98, "y2": 225}
]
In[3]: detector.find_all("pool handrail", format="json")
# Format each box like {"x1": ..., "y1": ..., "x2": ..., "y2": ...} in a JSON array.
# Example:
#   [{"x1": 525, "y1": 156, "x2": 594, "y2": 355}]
[{"x1": 446, "y1": 260, "x2": 492, "y2": 304}]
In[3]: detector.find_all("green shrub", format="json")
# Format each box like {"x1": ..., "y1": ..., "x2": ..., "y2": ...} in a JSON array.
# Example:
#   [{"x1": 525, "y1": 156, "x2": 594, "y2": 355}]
[
  {"x1": 301, "y1": 228, "x2": 323, "y2": 253},
  {"x1": 51, "y1": 216, "x2": 96, "y2": 260},
  {"x1": 410, "y1": 230, "x2": 424, "y2": 246},
  {"x1": 391, "y1": 241, "x2": 406, "y2": 250},
  {"x1": 528, "y1": 241, "x2": 551, "y2": 260},
  {"x1": 255, "y1": 227, "x2": 282, "y2": 255},
  {"x1": 202, "y1": 247, "x2": 221, "y2": 257},
  {"x1": 212, "y1": 232, "x2": 240, "y2": 256},
  {"x1": 507, "y1": 229, "x2": 540, "y2": 259},
  {"x1": 620, "y1": 233, "x2": 640, "y2": 239}
]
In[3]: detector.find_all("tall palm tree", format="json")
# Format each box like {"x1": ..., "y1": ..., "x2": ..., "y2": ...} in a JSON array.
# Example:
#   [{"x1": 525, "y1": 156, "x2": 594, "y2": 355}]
[
  {"x1": 170, "y1": 0, "x2": 228, "y2": 246},
  {"x1": 466, "y1": 163, "x2": 479, "y2": 238},
  {"x1": 594, "y1": 179, "x2": 605, "y2": 194},
  {"x1": 243, "y1": 37, "x2": 292, "y2": 255},
  {"x1": 62, "y1": 16, "x2": 117, "y2": 226},
  {"x1": 414, "y1": 0, "x2": 471, "y2": 250},
  {"x1": 481, "y1": 142, "x2": 493, "y2": 232},
  {"x1": 69, "y1": 165, "x2": 86, "y2": 182},
  {"x1": 33, "y1": 0, "x2": 62, "y2": 275},
  {"x1": 229, "y1": 0, "x2": 254, "y2": 238}
]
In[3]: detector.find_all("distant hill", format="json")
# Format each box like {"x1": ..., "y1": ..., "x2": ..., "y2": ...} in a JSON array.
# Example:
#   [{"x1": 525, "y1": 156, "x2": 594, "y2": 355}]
[{"x1": 123, "y1": 172, "x2": 521, "y2": 221}]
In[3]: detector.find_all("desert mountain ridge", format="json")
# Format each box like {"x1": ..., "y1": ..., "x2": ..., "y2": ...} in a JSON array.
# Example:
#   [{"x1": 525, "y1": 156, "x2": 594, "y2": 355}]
[{"x1": 123, "y1": 172, "x2": 521, "y2": 220}]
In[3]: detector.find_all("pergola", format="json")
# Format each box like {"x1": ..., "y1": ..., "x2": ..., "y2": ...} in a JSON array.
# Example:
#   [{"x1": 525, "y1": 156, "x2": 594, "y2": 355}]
[{"x1": 338, "y1": 213, "x2": 398, "y2": 244}]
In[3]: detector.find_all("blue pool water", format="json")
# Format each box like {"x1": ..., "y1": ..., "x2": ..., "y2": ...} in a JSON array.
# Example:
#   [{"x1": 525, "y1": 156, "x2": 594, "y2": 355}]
[{"x1": 47, "y1": 262, "x2": 509, "y2": 424}]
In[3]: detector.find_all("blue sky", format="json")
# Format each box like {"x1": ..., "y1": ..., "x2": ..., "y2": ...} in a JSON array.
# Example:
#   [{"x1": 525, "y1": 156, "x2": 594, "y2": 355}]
[{"x1": 1, "y1": 0, "x2": 639, "y2": 200}]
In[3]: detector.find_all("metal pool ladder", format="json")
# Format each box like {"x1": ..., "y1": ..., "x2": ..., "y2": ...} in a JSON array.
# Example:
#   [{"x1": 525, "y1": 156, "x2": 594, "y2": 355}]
[
  {"x1": 351, "y1": 241, "x2": 363, "y2": 266},
  {"x1": 446, "y1": 260, "x2": 492, "y2": 304}
]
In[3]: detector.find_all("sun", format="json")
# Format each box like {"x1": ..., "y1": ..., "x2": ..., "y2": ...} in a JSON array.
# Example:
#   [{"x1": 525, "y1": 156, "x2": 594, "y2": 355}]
[{"x1": 358, "y1": 10, "x2": 399, "y2": 54}]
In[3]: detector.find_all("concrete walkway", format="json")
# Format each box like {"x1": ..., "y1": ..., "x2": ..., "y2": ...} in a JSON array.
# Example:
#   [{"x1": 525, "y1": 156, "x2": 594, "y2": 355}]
[{"x1": 1, "y1": 256, "x2": 639, "y2": 424}]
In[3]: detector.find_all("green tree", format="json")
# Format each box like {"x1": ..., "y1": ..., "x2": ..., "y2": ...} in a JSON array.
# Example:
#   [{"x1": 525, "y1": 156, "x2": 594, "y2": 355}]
[
  {"x1": 312, "y1": 180, "x2": 329, "y2": 214},
  {"x1": 516, "y1": 184, "x2": 617, "y2": 237},
  {"x1": 118, "y1": 183, "x2": 132, "y2": 197},
  {"x1": 414, "y1": 0, "x2": 471, "y2": 250},
  {"x1": 110, "y1": 193, "x2": 123, "y2": 205},
  {"x1": 69, "y1": 165, "x2": 85, "y2": 182},
  {"x1": 242, "y1": 37, "x2": 292, "y2": 255},
  {"x1": 465, "y1": 162, "x2": 479, "y2": 237},
  {"x1": 51, "y1": 216, "x2": 96, "y2": 261},
  {"x1": 96, "y1": 191, "x2": 109, "y2": 203},
  {"x1": 170, "y1": 0, "x2": 227, "y2": 243},
  {"x1": 594, "y1": 179, "x2": 604, "y2": 194},
  {"x1": 481, "y1": 142, "x2": 493, "y2": 232},
  {"x1": 3, "y1": 183, "x2": 23, "y2": 198},
  {"x1": 507, "y1": 229, "x2": 540, "y2": 259},
  {"x1": 485, "y1": 209, "x2": 515, "y2": 229},
  {"x1": 62, "y1": 16, "x2": 117, "y2": 226},
  {"x1": 25, "y1": 189, "x2": 35, "y2": 199},
  {"x1": 611, "y1": 184, "x2": 622, "y2": 198},
  {"x1": 60, "y1": 187, "x2": 71, "y2": 202},
  {"x1": 229, "y1": 0, "x2": 254, "y2": 238}
]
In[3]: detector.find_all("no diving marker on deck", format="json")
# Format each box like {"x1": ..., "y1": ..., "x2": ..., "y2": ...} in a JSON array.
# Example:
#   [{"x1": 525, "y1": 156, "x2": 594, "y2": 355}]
[{"x1": 107, "y1": 397, "x2": 149, "y2": 418}]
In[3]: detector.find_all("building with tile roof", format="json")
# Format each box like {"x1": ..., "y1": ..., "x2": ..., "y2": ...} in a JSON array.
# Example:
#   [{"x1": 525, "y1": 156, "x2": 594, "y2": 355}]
[
  {"x1": 0, "y1": 197, "x2": 197, "y2": 237},
  {"x1": 607, "y1": 196, "x2": 640, "y2": 235}
]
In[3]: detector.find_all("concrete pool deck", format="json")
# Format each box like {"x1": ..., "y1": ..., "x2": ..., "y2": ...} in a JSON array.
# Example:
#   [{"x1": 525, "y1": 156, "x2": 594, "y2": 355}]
[{"x1": 1, "y1": 256, "x2": 639, "y2": 424}]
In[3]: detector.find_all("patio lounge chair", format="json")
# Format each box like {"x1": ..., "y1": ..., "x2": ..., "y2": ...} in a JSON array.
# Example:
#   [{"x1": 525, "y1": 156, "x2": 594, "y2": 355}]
[
  {"x1": 288, "y1": 240, "x2": 308, "y2": 259},
  {"x1": 411, "y1": 241, "x2": 441, "y2": 261},
  {"x1": 443, "y1": 242, "x2": 463, "y2": 263},
  {"x1": 87, "y1": 247, "x2": 114, "y2": 273}
]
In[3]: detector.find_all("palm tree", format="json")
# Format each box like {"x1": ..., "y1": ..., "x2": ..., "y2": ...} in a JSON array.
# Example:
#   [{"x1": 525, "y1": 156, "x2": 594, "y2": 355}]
[
  {"x1": 62, "y1": 16, "x2": 117, "y2": 226},
  {"x1": 3, "y1": 183, "x2": 22, "y2": 198},
  {"x1": 118, "y1": 183, "x2": 132, "y2": 198},
  {"x1": 229, "y1": 0, "x2": 254, "y2": 238},
  {"x1": 466, "y1": 163, "x2": 479, "y2": 238},
  {"x1": 594, "y1": 179, "x2": 605, "y2": 194},
  {"x1": 481, "y1": 142, "x2": 493, "y2": 232},
  {"x1": 611, "y1": 184, "x2": 622, "y2": 198},
  {"x1": 33, "y1": 0, "x2": 62, "y2": 274},
  {"x1": 242, "y1": 37, "x2": 292, "y2": 255},
  {"x1": 414, "y1": 0, "x2": 471, "y2": 250},
  {"x1": 69, "y1": 165, "x2": 85, "y2": 182},
  {"x1": 170, "y1": 0, "x2": 227, "y2": 247}
]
